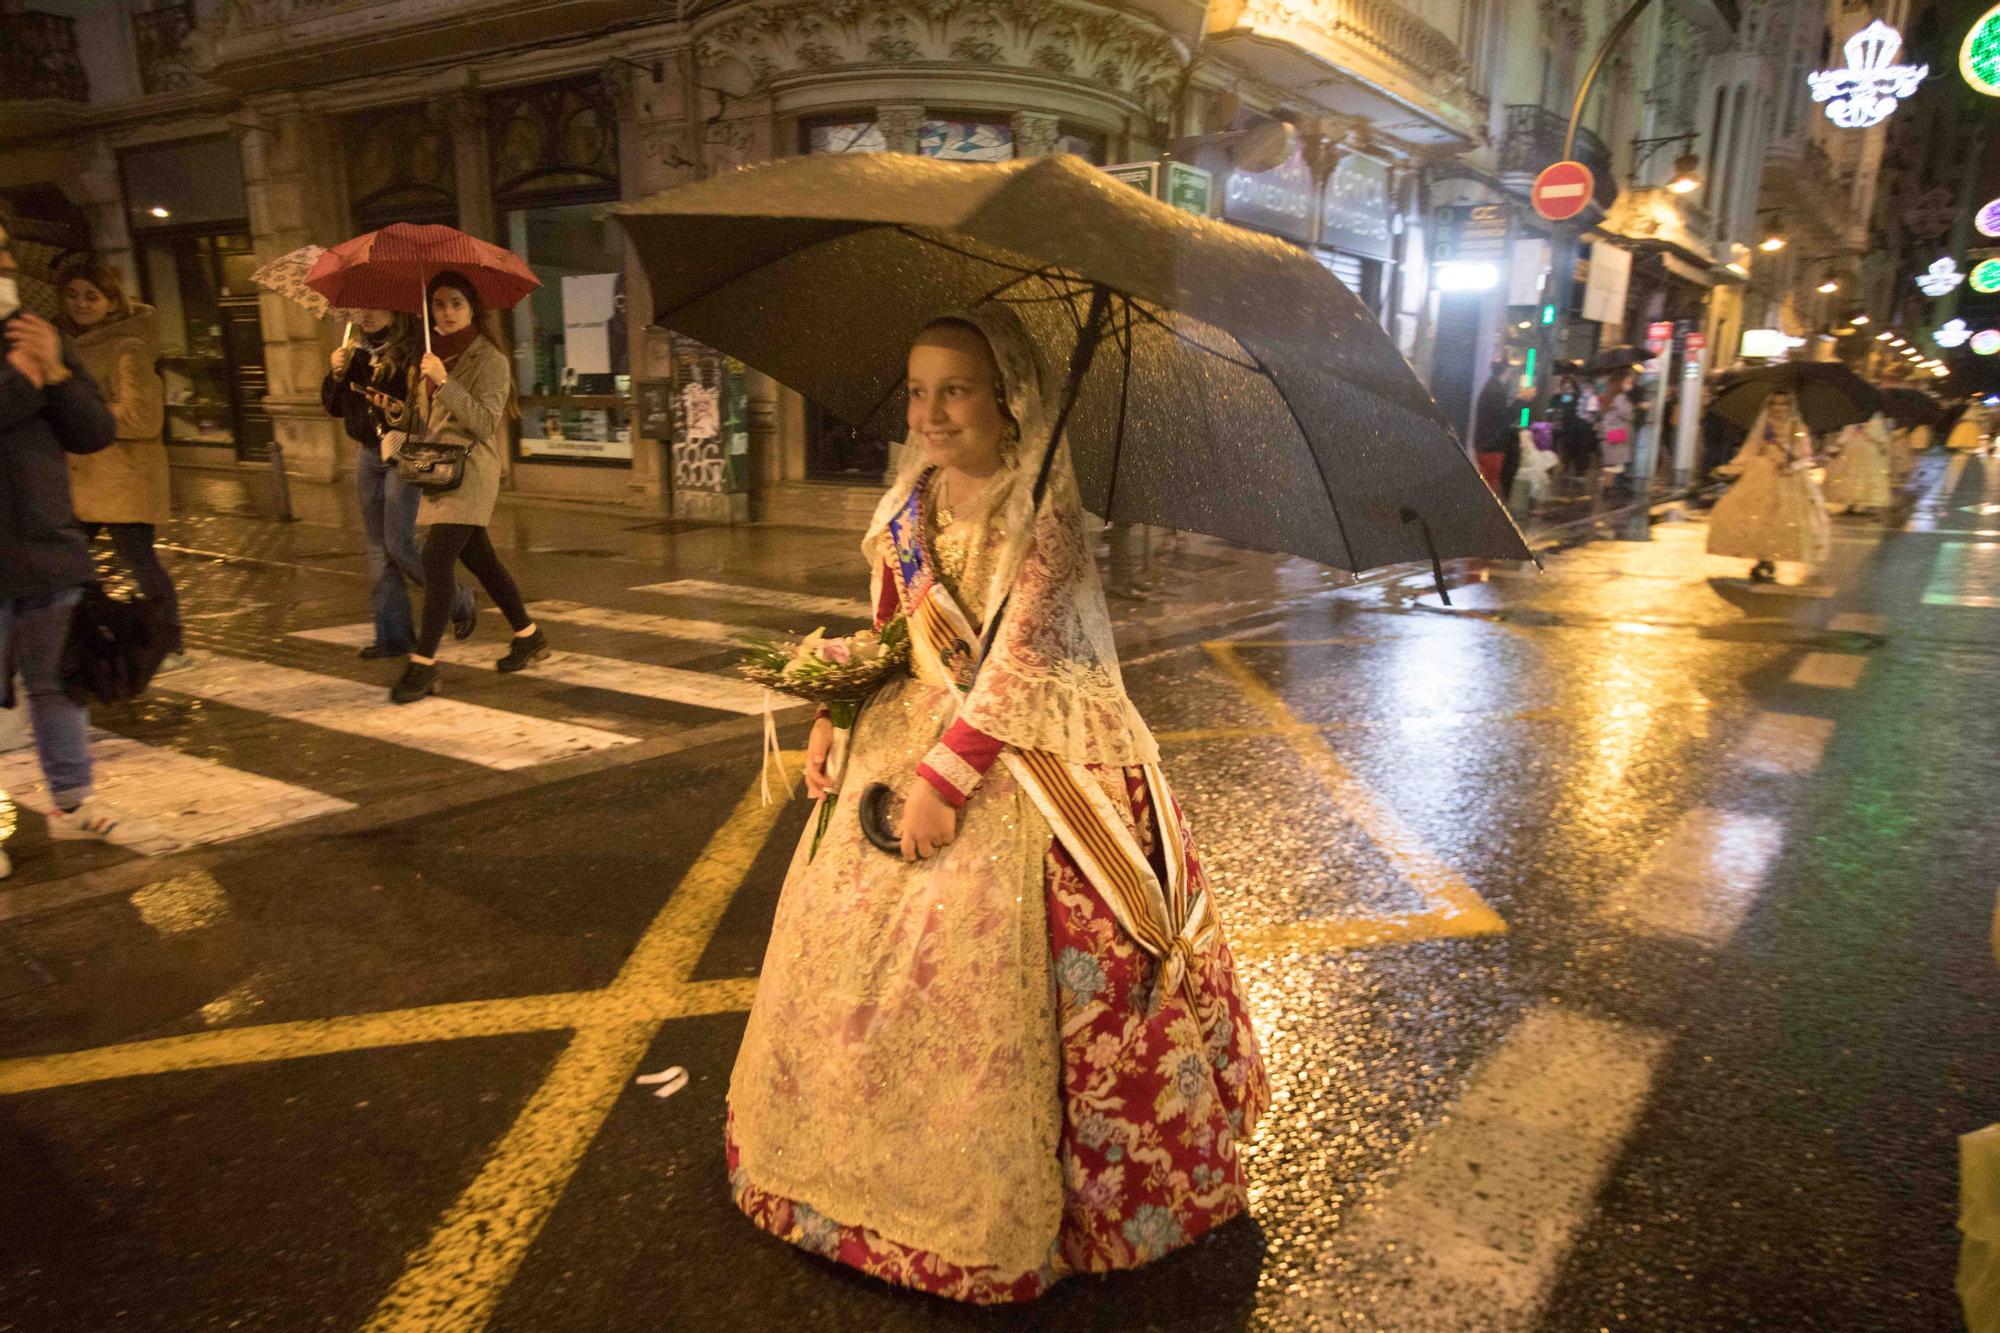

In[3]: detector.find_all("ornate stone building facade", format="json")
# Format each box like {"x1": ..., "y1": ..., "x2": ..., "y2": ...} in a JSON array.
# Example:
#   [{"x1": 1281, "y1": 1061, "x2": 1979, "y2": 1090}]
[{"x1": 0, "y1": 0, "x2": 1514, "y2": 523}]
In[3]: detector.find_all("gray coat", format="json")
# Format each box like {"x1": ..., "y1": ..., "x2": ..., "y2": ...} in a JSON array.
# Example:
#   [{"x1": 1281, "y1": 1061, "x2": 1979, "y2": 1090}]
[{"x1": 409, "y1": 336, "x2": 510, "y2": 527}]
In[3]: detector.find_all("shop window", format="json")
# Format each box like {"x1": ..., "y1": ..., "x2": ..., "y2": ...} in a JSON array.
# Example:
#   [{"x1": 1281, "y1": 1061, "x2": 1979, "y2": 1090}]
[
  {"x1": 505, "y1": 199, "x2": 631, "y2": 466},
  {"x1": 343, "y1": 101, "x2": 457, "y2": 229},
  {"x1": 919, "y1": 119, "x2": 1012, "y2": 161},
  {"x1": 805, "y1": 118, "x2": 886, "y2": 154},
  {"x1": 1052, "y1": 129, "x2": 1105, "y2": 163},
  {"x1": 489, "y1": 76, "x2": 619, "y2": 202},
  {"x1": 138, "y1": 230, "x2": 273, "y2": 462}
]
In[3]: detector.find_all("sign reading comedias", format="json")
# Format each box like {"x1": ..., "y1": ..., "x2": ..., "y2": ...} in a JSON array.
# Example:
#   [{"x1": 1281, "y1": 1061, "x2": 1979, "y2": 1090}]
[{"x1": 1531, "y1": 161, "x2": 1595, "y2": 221}]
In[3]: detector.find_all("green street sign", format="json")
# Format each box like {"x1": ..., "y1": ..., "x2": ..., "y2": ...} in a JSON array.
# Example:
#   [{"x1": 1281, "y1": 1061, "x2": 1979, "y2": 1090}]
[
  {"x1": 1163, "y1": 161, "x2": 1213, "y2": 217},
  {"x1": 1100, "y1": 161, "x2": 1213, "y2": 218}
]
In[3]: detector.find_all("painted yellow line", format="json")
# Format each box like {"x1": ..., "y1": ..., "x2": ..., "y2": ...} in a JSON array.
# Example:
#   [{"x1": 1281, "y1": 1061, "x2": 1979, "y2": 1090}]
[
  {"x1": 361, "y1": 759, "x2": 798, "y2": 1332},
  {"x1": 362, "y1": 1019, "x2": 660, "y2": 1333},
  {"x1": 0, "y1": 990, "x2": 603, "y2": 1097},
  {"x1": 1203, "y1": 643, "x2": 1506, "y2": 940}
]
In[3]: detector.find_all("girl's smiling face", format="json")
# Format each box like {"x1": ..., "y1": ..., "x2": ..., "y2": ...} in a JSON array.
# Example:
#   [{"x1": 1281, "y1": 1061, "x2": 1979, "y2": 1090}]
[{"x1": 907, "y1": 322, "x2": 1009, "y2": 475}]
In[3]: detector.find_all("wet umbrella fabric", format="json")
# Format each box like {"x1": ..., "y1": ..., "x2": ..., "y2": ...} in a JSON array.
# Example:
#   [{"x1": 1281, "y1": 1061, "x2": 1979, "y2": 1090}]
[
  {"x1": 1712, "y1": 362, "x2": 1883, "y2": 435},
  {"x1": 249, "y1": 244, "x2": 358, "y2": 323},
  {"x1": 304, "y1": 224, "x2": 538, "y2": 321},
  {"x1": 1879, "y1": 387, "x2": 1944, "y2": 428},
  {"x1": 614, "y1": 153, "x2": 1527, "y2": 575}
]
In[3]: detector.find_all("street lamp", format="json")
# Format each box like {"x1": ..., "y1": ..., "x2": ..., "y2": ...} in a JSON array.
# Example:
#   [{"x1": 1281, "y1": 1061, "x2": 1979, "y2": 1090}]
[
  {"x1": 1818, "y1": 278, "x2": 1840, "y2": 293},
  {"x1": 1759, "y1": 233, "x2": 1788, "y2": 252},
  {"x1": 1851, "y1": 314, "x2": 1870, "y2": 325},
  {"x1": 1666, "y1": 153, "x2": 1703, "y2": 194}
]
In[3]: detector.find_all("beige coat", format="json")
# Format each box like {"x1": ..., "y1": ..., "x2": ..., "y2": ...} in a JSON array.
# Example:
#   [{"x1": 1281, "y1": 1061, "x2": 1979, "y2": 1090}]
[
  {"x1": 67, "y1": 304, "x2": 170, "y2": 526},
  {"x1": 404, "y1": 335, "x2": 510, "y2": 528}
]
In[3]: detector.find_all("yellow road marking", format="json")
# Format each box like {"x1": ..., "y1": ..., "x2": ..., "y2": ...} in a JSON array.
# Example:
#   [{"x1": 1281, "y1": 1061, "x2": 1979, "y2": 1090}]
[
  {"x1": 1204, "y1": 642, "x2": 1507, "y2": 952},
  {"x1": 363, "y1": 765, "x2": 794, "y2": 1332}
]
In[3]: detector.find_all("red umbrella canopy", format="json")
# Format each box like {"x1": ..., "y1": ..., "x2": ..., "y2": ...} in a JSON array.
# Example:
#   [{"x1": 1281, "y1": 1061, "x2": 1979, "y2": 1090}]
[{"x1": 304, "y1": 223, "x2": 539, "y2": 316}]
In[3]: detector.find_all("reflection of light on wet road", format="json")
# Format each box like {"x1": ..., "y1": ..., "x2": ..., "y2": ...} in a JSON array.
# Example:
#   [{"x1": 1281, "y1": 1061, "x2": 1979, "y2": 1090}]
[{"x1": 130, "y1": 871, "x2": 232, "y2": 936}]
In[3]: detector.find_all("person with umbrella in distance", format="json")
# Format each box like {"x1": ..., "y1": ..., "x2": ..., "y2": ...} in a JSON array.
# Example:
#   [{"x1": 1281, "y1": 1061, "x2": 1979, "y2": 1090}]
[
  {"x1": 1706, "y1": 388, "x2": 1830, "y2": 583},
  {"x1": 365, "y1": 272, "x2": 548, "y2": 703},
  {"x1": 727, "y1": 306, "x2": 1268, "y2": 1303},
  {"x1": 322, "y1": 308, "x2": 475, "y2": 659},
  {"x1": 1471, "y1": 357, "x2": 1515, "y2": 497},
  {"x1": 1821, "y1": 410, "x2": 1894, "y2": 515}
]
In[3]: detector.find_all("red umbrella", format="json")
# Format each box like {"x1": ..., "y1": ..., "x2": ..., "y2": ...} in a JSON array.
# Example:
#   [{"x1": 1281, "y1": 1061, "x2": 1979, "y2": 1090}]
[{"x1": 305, "y1": 223, "x2": 539, "y2": 354}]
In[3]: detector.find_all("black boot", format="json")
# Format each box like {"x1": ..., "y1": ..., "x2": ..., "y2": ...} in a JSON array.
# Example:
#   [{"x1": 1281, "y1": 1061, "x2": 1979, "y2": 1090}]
[
  {"x1": 390, "y1": 659, "x2": 440, "y2": 703},
  {"x1": 1749, "y1": 560, "x2": 1777, "y2": 584},
  {"x1": 496, "y1": 627, "x2": 549, "y2": 673}
]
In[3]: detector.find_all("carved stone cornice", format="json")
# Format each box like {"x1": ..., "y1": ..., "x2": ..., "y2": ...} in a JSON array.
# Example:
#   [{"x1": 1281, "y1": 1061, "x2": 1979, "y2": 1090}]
[{"x1": 693, "y1": 0, "x2": 1187, "y2": 119}]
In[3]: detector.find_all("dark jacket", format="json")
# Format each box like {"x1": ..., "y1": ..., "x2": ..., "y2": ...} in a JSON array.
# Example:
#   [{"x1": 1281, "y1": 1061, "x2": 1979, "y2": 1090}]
[
  {"x1": 1, "y1": 325, "x2": 117, "y2": 600},
  {"x1": 322, "y1": 343, "x2": 382, "y2": 449},
  {"x1": 1473, "y1": 373, "x2": 1513, "y2": 455}
]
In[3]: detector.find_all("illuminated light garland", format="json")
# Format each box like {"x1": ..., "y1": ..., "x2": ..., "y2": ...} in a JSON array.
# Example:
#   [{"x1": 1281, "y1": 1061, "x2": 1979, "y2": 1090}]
[
  {"x1": 1919, "y1": 257, "x2": 1967, "y2": 295},
  {"x1": 1811, "y1": 20, "x2": 1927, "y2": 126},
  {"x1": 1963, "y1": 3, "x2": 2000, "y2": 96}
]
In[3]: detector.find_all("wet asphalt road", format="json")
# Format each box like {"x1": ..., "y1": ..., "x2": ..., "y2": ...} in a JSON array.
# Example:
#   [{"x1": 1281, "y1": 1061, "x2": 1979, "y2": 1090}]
[{"x1": 2, "y1": 457, "x2": 1997, "y2": 1331}]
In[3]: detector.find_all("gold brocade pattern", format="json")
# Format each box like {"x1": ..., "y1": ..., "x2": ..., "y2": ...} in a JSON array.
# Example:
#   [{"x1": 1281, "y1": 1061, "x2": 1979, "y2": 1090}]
[
  {"x1": 1706, "y1": 408, "x2": 1831, "y2": 564},
  {"x1": 727, "y1": 663, "x2": 1065, "y2": 1276}
]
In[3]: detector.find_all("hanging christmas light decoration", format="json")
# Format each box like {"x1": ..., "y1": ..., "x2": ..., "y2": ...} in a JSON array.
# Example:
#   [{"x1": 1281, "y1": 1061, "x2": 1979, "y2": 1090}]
[
  {"x1": 1979, "y1": 198, "x2": 2000, "y2": 237},
  {"x1": 1936, "y1": 318, "x2": 1973, "y2": 347},
  {"x1": 1973, "y1": 259, "x2": 2000, "y2": 293},
  {"x1": 1963, "y1": 3, "x2": 2000, "y2": 96},
  {"x1": 1811, "y1": 20, "x2": 1928, "y2": 126},
  {"x1": 1972, "y1": 329, "x2": 2000, "y2": 355},
  {"x1": 1917, "y1": 257, "x2": 1967, "y2": 295}
]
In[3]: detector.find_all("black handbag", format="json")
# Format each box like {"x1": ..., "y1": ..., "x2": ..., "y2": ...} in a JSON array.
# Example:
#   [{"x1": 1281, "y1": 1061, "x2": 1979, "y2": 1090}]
[
  {"x1": 393, "y1": 439, "x2": 469, "y2": 492},
  {"x1": 60, "y1": 582, "x2": 171, "y2": 705}
]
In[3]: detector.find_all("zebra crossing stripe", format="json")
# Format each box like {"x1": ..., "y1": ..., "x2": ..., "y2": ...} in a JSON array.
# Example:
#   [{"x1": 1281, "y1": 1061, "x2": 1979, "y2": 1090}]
[
  {"x1": 288, "y1": 625, "x2": 769, "y2": 715},
  {"x1": 526, "y1": 600, "x2": 778, "y2": 649},
  {"x1": 0, "y1": 731, "x2": 353, "y2": 854},
  {"x1": 153, "y1": 655, "x2": 637, "y2": 771},
  {"x1": 630, "y1": 579, "x2": 871, "y2": 620}
]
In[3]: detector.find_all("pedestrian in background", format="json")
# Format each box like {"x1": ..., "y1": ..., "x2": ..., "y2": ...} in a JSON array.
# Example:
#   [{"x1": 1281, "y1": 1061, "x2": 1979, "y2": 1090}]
[
  {"x1": 322, "y1": 308, "x2": 473, "y2": 659},
  {"x1": 1706, "y1": 388, "x2": 1830, "y2": 584},
  {"x1": 1472, "y1": 359, "x2": 1513, "y2": 496},
  {"x1": 1597, "y1": 374, "x2": 1635, "y2": 500},
  {"x1": 371, "y1": 272, "x2": 547, "y2": 704},
  {"x1": 1550, "y1": 373, "x2": 1598, "y2": 493},
  {"x1": 0, "y1": 226, "x2": 158, "y2": 877},
  {"x1": 1822, "y1": 412, "x2": 1893, "y2": 515},
  {"x1": 54, "y1": 257, "x2": 187, "y2": 672}
]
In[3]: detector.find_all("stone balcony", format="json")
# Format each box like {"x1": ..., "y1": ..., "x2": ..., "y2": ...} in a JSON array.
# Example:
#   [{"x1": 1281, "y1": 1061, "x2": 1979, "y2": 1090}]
[
  {"x1": 1499, "y1": 104, "x2": 1617, "y2": 211},
  {"x1": 1202, "y1": 0, "x2": 1484, "y2": 150},
  {"x1": 0, "y1": 10, "x2": 93, "y2": 138}
]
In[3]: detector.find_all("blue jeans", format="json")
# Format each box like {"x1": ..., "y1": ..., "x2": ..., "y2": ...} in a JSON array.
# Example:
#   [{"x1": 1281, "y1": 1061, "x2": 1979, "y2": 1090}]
[
  {"x1": 355, "y1": 447, "x2": 469, "y2": 652},
  {"x1": 1, "y1": 587, "x2": 92, "y2": 808}
]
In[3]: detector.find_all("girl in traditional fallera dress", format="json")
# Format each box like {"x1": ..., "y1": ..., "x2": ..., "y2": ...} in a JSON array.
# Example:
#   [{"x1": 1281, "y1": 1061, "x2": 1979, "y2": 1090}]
[
  {"x1": 1706, "y1": 389, "x2": 1831, "y2": 583},
  {"x1": 726, "y1": 307, "x2": 1268, "y2": 1304},
  {"x1": 1821, "y1": 411, "x2": 1894, "y2": 514}
]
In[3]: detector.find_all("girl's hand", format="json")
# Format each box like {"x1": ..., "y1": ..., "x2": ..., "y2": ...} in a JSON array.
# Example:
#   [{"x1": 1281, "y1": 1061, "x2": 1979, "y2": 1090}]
[
  {"x1": 330, "y1": 345, "x2": 351, "y2": 375},
  {"x1": 804, "y1": 716, "x2": 835, "y2": 799},
  {"x1": 900, "y1": 780, "x2": 957, "y2": 862},
  {"x1": 420, "y1": 352, "x2": 446, "y2": 386}
]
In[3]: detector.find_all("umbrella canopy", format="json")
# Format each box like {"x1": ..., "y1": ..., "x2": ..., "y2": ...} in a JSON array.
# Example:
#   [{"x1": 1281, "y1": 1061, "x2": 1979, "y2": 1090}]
[
  {"x1": 1583, "y1": 345, "x2": 1652, "y2": 375},
  {"x1": 250, "y1": 244, "x2": 359, "y2": 323},
  {"x1": 614, "y1": 153, "x2": 1525, "y2": 574},
  {"x1": 1879, "y1": 386, "x2": 1944, "y2": 427},
  {"x1": 1711, "y1": 361, "x2": 1883, "y2": 434},
  {"x1": 304, "y1": 223, "x2": 538, "y2": 317}
]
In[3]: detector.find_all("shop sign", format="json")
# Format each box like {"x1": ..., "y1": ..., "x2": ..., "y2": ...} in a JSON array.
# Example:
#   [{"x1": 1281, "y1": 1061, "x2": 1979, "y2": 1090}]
[
  {"x1": 1223, "y1": 146, "x2": 1315, "y2": 244},
  {"x1": 1431, "y1": 204, "x2": 1509, "y2": 261},
  {"x1": 1685, "y1": 331, "x2": 1708, "y2": 351},
  {"x1": 1102, "y1": 160, "x2": 1214, "y2": 217},
  {"x1": 1581, "y1": 240, "x2": 1631, "y2": 324},
  {"x1": 1810, "y1": 20, "x2": 1926, "y2": 128},
  {"x1": 1319, "y1": 154, "x2": 1393, "y2": 261}
]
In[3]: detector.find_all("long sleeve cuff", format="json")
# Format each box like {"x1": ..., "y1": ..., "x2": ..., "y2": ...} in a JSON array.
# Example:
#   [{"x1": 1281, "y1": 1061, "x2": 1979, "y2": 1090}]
[{"x1": 917, "y1": 718, "x2": 1004, "y2": 808}]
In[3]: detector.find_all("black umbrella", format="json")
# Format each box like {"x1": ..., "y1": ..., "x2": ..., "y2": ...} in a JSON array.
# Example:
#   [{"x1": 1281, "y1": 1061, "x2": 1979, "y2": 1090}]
[
  {"x1": 614, "y1": 154, "x2": 1526, "y2": 589},
  {"x1": 1583, "y1": 345, "x2": 1652, "y2": 374},
  {"x1": 1879, "y1": 386, "x2": 1944, "y2": 427},
  {"x1": 1711, "y1": 361, "x2": 1883, "y2": 434}
]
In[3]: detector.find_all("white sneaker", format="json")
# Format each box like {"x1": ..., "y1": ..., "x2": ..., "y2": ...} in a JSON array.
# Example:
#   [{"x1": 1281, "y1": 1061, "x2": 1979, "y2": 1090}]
[
  {"x1": 46, "y1": 798, "x2": 174, "y2": 852},
  {"x1": 154, "y1": 651, "x2": 197, "y2": 676}
]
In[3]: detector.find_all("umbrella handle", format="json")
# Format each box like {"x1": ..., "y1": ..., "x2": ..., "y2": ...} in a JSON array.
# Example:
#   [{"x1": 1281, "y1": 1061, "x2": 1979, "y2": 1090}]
[
  {"x1": 341, "y1": 320, "x2": 354, "y2": 347},
  {"x1": 421, "y1": 265, "x2": 430, "y2": 359}
]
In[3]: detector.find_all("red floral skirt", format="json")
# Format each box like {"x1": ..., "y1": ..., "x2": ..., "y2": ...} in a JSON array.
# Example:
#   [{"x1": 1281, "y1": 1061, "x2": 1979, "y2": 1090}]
[{"x1": 727, "y1": 771, "x2": 1269, "y2": 1303}]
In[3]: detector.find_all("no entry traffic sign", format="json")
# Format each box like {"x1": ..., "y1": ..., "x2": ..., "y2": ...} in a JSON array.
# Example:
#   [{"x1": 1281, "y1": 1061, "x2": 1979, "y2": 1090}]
[{"x1": 1532, "y1": 161, "x2": 1595, "y2": 222}]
